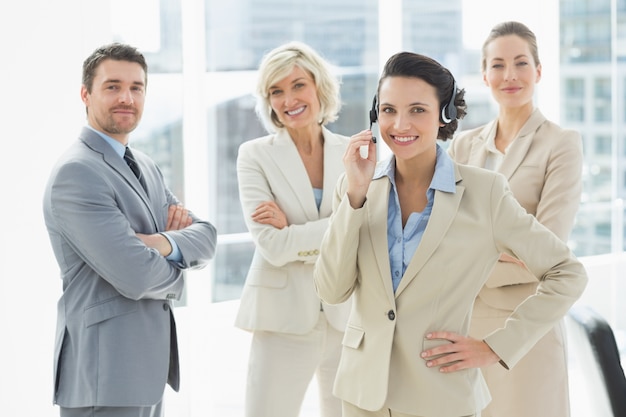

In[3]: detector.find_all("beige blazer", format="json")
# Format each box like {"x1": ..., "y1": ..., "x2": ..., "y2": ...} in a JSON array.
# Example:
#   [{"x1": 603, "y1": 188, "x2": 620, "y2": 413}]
[
  {"x1": 235, "y1": 127, "x2": 351, "y2": 334},
  {"x1": 448, "y1": 109, "x2": 583, "y2": 309},
  {"x1": 314, "y1": 161, "x2": 587, "y2": 416}
]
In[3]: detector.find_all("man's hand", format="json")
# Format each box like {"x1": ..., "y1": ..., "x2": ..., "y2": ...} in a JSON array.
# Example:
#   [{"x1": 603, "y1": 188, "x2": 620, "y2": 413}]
[
  {"x1": 420, "y1": 331, "x2": 500, "y2": 372},
  {"x1": 136, "y1": 233, "x2": 172, "y2": 257},
  {"x1": 167, "y1": 204, "x2": 192, "y2": 231},
  {"x1": 135, "y1": 205, "x2": 192, "y2": 257}
]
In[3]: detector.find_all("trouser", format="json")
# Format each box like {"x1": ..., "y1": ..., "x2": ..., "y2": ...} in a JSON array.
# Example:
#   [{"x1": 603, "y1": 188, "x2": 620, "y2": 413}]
[
  {"x1": 244, "y1": 311, "x2": 343, "y2": 417},
  {"x1": 341, "y1": 401, "x2": 480, "y2": 417},
  {"x1": 60, "y1": 401, "x2": 163, "y2": 417}
]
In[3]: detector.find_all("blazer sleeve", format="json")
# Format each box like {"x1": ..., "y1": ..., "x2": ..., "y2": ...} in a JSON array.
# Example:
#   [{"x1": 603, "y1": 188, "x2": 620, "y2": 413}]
[
  {"x1": 160, "y1": 185, "x2": 217, "y2": 270},
  {"x1": 314, "y1": 173, "x2": 361, "y2": 304},
  {"x1": 49, "y1": 159, "x2": 196, "y2": 301},
  {"x1": 236, "y1": 140, "x2": 330, "y2": 267},
  {"x1": 448, "y1": 127, "x2": 479, "y2": 164},
  {"x1": 483, "y1": 174, "x2": 587, "y2": 368},
  {"x1": 533, "y1": 128, "x2": 583, "y2": 241}
]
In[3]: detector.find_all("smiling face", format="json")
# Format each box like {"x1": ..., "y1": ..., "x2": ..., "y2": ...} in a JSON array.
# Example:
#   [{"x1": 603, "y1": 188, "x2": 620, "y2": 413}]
[
  {"x1": 268, "y1": 65, "x2": 321, "y2": 131},
  {"x1": 483, "y1": 34, "x2": 542, "y2": 110},
  {"x1": 81, "y1": 59, "x2": 146, "y2": 145},
  {"x1": 377, "y1": 76, "x2": 442, "y2": 163}
]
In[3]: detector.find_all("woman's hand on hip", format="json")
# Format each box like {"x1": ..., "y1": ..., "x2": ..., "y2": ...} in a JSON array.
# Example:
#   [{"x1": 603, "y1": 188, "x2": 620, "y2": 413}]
[{"x1": 421, "y1": 331, "x2": 500, "y2": 372}]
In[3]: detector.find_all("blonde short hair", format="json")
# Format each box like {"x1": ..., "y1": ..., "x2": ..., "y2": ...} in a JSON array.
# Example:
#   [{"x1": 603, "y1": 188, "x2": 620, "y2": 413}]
[{"x1": 254, "y1": 41, "x2": 342, "y2": 133}]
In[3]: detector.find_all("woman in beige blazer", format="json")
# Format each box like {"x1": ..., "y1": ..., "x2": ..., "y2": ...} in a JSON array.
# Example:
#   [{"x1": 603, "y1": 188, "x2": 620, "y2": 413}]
[
  {"x1": 235, "y1": 41, "x2": 351, "y2": 417},
  {"x1": 448, "y1": 21, "x2": 583, "y2": 417},
  {"x1": 314, "y1": 51, "x2": 587, "y2": 417}
]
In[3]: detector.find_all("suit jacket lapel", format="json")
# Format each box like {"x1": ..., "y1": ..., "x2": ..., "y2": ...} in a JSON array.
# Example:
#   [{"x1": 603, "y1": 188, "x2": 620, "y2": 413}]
[
  {"x1": 465, "y1": 121, "x2": 495, "y2": 168},
  {"x1": 395, "y1": 165, "x2": 465, "y2": 297},
  {"x1": 366, "y1": 178, "x2": 397, "y2": 304},
  {"x1": 320, "y1": 128, "x2": 346, "y2": 217},
  {"x1": 80, "y1": 128, "x2": 158, "y2": 224},
  {"x1": 268, "y1": 128, "x2": 343, "y2": 221},
  {"x1": 498, "y1": 109, "x2": 546, "y2": 180}
]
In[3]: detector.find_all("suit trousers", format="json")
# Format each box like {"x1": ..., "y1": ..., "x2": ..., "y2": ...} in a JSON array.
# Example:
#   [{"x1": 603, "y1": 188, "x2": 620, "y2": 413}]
[
  {"x1": 59, "y1": 401, "x2": 163, "y2": 417},
  {"x1": 244, "y1": 310, "x2": 343, "y2": 417},
  {"x1": 341, "y1": 401, "x2": 480, "y2": 417}
]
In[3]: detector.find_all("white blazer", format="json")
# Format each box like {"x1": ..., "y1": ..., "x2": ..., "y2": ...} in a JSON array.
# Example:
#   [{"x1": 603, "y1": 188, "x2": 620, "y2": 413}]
[{"x1": 235, "y1": 127, "x2": 351, "y2": 334}]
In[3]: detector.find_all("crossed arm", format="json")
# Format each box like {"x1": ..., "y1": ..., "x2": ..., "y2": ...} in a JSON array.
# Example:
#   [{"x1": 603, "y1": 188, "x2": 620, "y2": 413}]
[{"x1": 136, "y1": 204, "x2": 193, "y2": 256}]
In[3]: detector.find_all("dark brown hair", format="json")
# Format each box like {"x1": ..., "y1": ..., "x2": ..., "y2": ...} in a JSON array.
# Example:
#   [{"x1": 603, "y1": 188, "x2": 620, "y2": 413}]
[
  {"x1": 377, "y1": 52, "x2": 467, "y2": 140},
  {"x1": 82, "y1": 43, "x2": 148, "y2": 93}
]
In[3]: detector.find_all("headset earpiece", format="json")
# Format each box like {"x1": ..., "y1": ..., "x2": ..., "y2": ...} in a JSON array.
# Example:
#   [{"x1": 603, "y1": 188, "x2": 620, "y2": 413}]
[{"x1": 441, "y1": 81, "x2": 458, "y2": 124}]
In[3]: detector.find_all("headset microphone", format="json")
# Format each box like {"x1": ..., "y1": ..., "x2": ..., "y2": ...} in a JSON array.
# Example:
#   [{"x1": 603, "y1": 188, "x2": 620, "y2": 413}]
[{"x1": 368, "y1": 95, "x2": 378, "y2": 143}]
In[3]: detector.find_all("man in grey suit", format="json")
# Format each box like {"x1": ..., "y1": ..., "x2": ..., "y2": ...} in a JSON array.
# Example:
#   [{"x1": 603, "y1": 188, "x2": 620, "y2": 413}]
[{"x1": 43, "y1": 43, "x2": 217, "y2": 417}]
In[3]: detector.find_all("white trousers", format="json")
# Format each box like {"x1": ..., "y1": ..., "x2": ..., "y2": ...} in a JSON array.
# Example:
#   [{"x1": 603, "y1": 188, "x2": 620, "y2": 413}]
[
  {"x1": 342, "y1": 401, "x2": 480, "y2": 417},
  {"x1": 244, "y1": 311, "x2": 343, "y2": 417}
]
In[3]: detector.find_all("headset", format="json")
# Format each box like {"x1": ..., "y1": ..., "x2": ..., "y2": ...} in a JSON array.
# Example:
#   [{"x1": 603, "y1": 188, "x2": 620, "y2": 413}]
[
  {"x1": 440, "y1": 81, "x2": 458, "y2": 124},
  {"x1": 368, "y1": 95, "x2": 378, "y2": 143},
  {"x1": 368, "y1": 80, "x2": 457, "y2": 128}
]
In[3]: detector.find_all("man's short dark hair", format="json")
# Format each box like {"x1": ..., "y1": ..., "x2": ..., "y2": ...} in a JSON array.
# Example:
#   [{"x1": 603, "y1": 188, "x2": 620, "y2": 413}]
[{"x1": 82, "y1": 43, "x2": 148, "y2": 93}]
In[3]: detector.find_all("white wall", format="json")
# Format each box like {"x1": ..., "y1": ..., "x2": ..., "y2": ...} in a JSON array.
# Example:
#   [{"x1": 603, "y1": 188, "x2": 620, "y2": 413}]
[{"x1": 0, "y1": 1, "x2": 112, "y2": 415}]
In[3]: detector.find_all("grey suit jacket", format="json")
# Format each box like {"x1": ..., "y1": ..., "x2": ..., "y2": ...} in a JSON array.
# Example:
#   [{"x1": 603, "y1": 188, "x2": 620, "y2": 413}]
[
  {"x1": 448, "y1": 109, "x2": 583, "y2": 309},
  {"x1": 43, "y1": 127, "x2": 217, "y2": 407},
  {"x1": 314, "y1": 160, "x2": 587, "y2": 416},
  {"x1": 235, "y1": 127, "x2": 351, "y2": 334}
]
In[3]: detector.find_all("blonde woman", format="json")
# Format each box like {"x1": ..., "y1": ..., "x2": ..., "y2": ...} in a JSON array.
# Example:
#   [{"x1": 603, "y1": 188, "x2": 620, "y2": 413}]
[{"x1": 235, "y1": 41, "x2": 351, "y2": 417}]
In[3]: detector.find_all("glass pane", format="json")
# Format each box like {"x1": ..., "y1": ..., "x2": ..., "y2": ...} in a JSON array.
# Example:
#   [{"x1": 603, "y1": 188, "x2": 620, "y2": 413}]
[
  {"x1": 560, "y1": 0, "x2": 624, "y2": 255},
  {"x1": 212, "y1": 241, "x2": 255, "y2": 302},
  {"x1": 207, "y1": 0, "x2": 380, "y2": 301}
]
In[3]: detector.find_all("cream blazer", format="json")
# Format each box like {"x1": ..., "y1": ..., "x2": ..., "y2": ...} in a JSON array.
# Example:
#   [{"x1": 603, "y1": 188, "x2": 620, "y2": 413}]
[
  {"x1": 235, "y1": 127, "x2": 351, "y2": 334},
  {"x1": 314, "y1": 162, "x2": 587, "y2": 416},
  {"x1": 448, "y1": 109, "x2": 583, "y2": 309}
]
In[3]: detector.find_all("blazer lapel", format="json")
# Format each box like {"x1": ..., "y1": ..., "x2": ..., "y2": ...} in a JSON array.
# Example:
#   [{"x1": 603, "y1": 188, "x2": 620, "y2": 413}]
[
  {"x1": 366, "y1": 178, "x2": 397, "y2": 303},
  {"x1": 499, "y1": 109, "x2": 546, "y2": 180},
  {"x1": 80, "y1": 128, "x2": 159, "y2": 225},
  {"x1": 320, "y1": 128, "x2": 346, "y2": 217},
  {"x1": 395, "y1": 166, "x2": 465, "y2": 297},
  {"x1": 466, "y1": 121, "x2": 495, "y2": 168},
  {"x1": 267, "y1": 130, "x2": 320, "y2": 220}
]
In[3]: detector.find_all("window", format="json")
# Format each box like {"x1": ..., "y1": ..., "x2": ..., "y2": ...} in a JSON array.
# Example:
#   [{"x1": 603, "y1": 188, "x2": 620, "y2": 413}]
[
  {"x1": 594, "y1": 78, "x2": 612, "y2": 123},
  {"x1": 595, "y1": 134, "x2": 612, "y2": 155},
  {"x1": 107, "y1": 0, "x2": 626, "y2": 281},
  {"x1": 565, "y1": 78, "x2": 586, "y2": 122}
]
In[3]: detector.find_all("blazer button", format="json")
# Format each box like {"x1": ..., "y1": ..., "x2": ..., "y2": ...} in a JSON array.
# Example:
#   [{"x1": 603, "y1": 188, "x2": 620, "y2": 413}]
[
  {"x1": 387, "y1": 310, "x2": 395, "y2": 320},
  {"x1": 163, "y1": 303, "x2": 170, "y2": 311}
]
